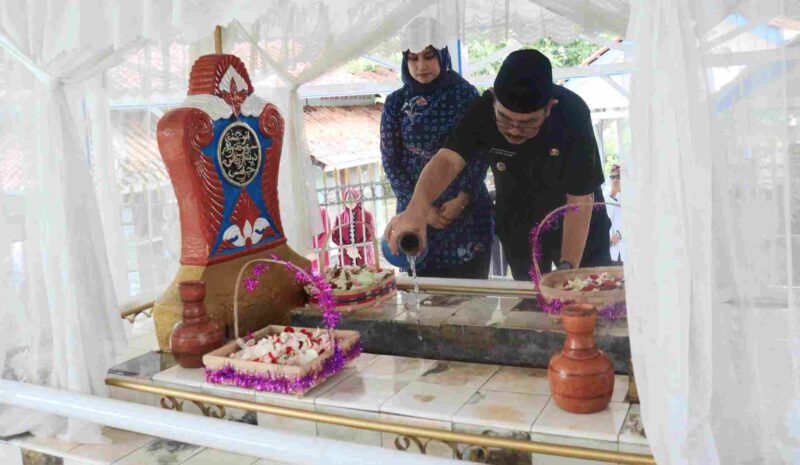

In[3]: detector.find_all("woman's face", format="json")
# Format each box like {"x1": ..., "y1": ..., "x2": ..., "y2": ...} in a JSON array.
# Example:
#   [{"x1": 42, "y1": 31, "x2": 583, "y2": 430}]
[{"x1": 407, "y1": 46, "x2": 441, "y2": 84}]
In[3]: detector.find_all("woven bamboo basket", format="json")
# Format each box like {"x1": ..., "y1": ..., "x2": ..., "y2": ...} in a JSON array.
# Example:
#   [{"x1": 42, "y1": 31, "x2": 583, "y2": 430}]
[
  {"x1": 313, "y1": 221, "x2": 397, "y2": 312},
  {"x1": 533, "y1": 202, "x2": 624, "y2": 309},
  {"x1": 202, "y1": 258, "x2": 361, "y2": 396}
]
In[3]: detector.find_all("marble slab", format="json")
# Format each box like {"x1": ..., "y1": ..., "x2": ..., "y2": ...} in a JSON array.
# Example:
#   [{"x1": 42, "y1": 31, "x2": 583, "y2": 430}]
[
  {"x1": 618, "y1": 404, "x2": 648, "y2": 446},
  {"x1": 64, "y1": 428, "x2": 154, "y2": 464},
  {"x1": 445, "y1": 307, "x2": 514, "y2": 327},
  {"x1": 453, "y1": 391, "x2": 549, "y2": 432},
  {"x1": 529, "y1": 430, "x2": 619, "y2": 465},
  {"x1": 107, "y1": 352, "x2": 176, "y2": 381},
  {"x1": 530, "y1": 400, "x2": 630, "y2": 443},
  {"x1": 417, "y1": 361, "x2": 499, "y2": 389},
  {"x1": 315, "y1": 374, "x2": 408, "y2": 412},
  {"x1": 393, "y1": 307, "x2": 461, "y2": 326},
  {"x1": 110, "y1": 438, "x2": 201, "y2": 465},
  {"x1": 315, "y1": 406, "x2": 382, "y2": 447},
  {"x1": 179, "y1": 448, "x2": 259, "y2": 465},
  {"x1": 8, "y1": 434, "x2": 80, "y2": 457},
  {"x1": 0, "y1": 443, "x2": 22, "y2": 465},
  {"x1": 292, "y1": 305, "x2": 632, "y2": 373},
  {"x1": 361, "y1": 355, "x2": 438, "y2": 382},
  {"x1": 152, "y1": 365, "x2": 207, "y2": 392},
  {"x1": 482, "y1": 367, "x2": 551, "y2": 396},
  {"x1": 380, "y1": 381, "x2": 477, "y2": 422},
  {"x1": 255, "y1": 399, "x2": 317, "y2": 438}
]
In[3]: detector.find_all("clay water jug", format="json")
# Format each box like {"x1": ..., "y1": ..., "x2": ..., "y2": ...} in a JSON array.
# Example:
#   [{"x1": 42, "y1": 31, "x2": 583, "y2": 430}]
[
  {"x1": 548, "y1": 303, "x2": 614, "y2": 413},
  {"x1": 170, "y1": 280, "x2": 225, "y2": 368}
]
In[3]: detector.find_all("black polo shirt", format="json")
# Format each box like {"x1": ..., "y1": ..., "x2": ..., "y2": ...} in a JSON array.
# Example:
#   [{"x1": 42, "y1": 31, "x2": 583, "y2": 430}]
[{"x1": 444, "y1": 86, "x2": 610, "y2": 269}]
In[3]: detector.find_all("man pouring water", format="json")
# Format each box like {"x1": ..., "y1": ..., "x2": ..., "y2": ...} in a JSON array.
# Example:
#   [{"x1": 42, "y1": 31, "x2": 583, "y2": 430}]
[{"x1": 383, "y1": 50, "x2": 612, "y2": 280}]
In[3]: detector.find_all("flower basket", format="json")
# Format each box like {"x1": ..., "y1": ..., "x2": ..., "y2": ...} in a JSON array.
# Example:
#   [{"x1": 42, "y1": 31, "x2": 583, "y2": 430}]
[
  {"x1": 313, "y1": 221, "x2": 397, "y2": 312},
  {"x1": 530, "y1": 202, "x2": 626, "y2": 318},
  {"x1": 203, "y1": 258, "x2": 361, "y2": 396}
]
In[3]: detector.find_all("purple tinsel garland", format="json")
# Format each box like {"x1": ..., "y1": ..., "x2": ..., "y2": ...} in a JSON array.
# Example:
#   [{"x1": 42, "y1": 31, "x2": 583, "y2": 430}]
[
  {"x1": 205, "y1": 341, "x2": 363, "y2": 395},
  {"x1": 528, "y1": 202, "x2": 627, "y2": 319},
  {"x1": 206, "y1": 254, "x2": 351, "y2": 394},
  {"x1": 243, "y1": 255, "x2": 341, "y2": 329}
]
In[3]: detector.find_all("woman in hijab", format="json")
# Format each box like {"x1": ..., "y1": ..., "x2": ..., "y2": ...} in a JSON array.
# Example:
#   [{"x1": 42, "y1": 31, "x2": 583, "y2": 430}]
[{"x1": 380, "y1": 20, "x2": 494, "y2": 278}]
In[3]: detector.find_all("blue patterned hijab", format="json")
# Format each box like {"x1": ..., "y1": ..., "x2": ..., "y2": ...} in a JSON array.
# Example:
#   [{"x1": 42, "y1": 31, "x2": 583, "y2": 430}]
[{"x1": 401, "y1": 46, "x2": 467, "y2": 95}]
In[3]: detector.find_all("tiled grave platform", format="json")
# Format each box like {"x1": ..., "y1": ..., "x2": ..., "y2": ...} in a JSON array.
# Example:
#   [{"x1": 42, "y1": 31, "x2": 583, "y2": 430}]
[
  {"x1": 104, "y1": 350, "x2": 651, "y2": 464},
  {"x1": 291, "y1": 278, "x2": 632, "y2": 374}
]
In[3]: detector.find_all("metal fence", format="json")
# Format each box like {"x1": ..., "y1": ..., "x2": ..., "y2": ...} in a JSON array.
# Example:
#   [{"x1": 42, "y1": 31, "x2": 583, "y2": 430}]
[{"x1": 314, "y1": 164, "x2": 511, "y2": 278}]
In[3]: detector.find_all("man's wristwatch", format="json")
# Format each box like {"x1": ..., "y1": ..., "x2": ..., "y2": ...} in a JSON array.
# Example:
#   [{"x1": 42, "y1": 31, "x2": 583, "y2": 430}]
[{"x1": 556, "y1": 260, "x2": 574, "y2": 271}]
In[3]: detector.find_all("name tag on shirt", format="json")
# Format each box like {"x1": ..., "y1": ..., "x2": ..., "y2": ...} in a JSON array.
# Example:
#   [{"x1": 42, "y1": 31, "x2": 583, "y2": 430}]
[{"x1": 489, "y1": 147, "x2": 517, "y2": 158}]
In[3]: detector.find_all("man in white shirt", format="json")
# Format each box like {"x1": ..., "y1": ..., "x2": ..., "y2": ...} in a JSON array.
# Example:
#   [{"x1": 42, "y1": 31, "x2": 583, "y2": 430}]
[{"x1": 606, "y1": 164, "x2": 623, "y2": 264}]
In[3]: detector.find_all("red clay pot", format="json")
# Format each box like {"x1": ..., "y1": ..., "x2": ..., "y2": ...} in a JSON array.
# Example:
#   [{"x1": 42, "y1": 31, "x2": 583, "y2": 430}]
[
  {"x1": 548, "y1": 303, "x2": 614, "y2": 413},
  {"x1": 170, "y1": 280, "x2": 225, "y2": 368}
]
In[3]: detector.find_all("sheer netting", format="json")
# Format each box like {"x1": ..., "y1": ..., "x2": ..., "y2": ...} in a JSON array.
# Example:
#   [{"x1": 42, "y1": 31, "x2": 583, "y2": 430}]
[{"x1": 627, "y1": 0, "x2": 800, "y2": 463}]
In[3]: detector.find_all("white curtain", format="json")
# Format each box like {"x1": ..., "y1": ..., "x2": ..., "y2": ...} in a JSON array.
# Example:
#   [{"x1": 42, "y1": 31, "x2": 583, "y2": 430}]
[{"x1": 627, "y1": 0, "x2": 800, "y2": 463}]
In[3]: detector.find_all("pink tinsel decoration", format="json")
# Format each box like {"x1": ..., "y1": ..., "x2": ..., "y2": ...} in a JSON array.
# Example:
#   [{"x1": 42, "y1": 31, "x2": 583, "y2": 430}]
[
  {"x1": 205, "y1": 342, "x2": 362, "y2": 395},
  {"x1": 241, "y1": 255, "x2": 341, "y2": 330},
  {"x1": 528, "y1": 203, "x2": 627, "y2": 319}
]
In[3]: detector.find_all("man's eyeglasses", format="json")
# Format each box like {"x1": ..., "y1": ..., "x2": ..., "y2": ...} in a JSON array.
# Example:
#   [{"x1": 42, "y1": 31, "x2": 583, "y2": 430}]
[
  {"x1": 493, "y1": 105, "x2": 540, "y2": 132},
  {"x1": 609, "y1": 175, "x2": 620, "y2": 180}
]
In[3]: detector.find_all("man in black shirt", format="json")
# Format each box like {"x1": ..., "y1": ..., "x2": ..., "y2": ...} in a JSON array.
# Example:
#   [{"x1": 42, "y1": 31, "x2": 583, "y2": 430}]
[{"x1": 384, "y1": 49, "x2": 611, "y2": 280}]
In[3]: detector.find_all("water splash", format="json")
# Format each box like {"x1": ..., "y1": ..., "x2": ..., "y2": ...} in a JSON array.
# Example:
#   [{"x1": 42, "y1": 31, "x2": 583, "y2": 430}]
[{"x1": 408, "y1": 255, "x2": 422, "y2": 341}]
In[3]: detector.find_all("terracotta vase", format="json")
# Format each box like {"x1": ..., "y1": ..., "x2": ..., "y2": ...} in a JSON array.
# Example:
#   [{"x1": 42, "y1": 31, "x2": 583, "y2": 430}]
[
  {"x1": 548, "y1": 303, "x2": 614, "y2": 413},
  {"x1": 171, "y1": 280, "x2": 225, "y2": 368}
]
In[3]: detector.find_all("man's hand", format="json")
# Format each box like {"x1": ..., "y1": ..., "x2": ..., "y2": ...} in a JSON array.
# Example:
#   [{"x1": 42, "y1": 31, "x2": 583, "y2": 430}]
[
  {"x1": 427, "y1": 207, "x2": 449, "y2": 229},
  {"x1": 439, "y1": 192, "x2": 470, "y2": 226},
  {"x1": 610, "y1": 231, "x2": 621, "y2": 246},
  {"x1": 383, "y1": 208, "x2": 428, "y2": 255}
]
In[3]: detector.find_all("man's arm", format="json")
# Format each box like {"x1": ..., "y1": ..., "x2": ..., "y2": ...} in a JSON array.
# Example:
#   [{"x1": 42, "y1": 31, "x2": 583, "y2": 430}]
[
  {"x1": 560, "y1": 193, "x2": 594, "y2": 268},
  {"x1": 383, "y1": 148, "x2": 466, "y2": 254}
]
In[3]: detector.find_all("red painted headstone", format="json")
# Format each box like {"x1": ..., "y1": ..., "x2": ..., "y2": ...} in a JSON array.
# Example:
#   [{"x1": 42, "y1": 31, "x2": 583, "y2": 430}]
[{"x1": 153, "y1": 53, "x2": 309, "y2": 350}]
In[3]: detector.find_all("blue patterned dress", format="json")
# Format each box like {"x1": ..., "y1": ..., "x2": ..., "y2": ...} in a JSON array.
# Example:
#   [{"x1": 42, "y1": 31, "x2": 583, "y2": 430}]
[{"x1": 381, "y1": 81, "x2": 495, "y2": 272}]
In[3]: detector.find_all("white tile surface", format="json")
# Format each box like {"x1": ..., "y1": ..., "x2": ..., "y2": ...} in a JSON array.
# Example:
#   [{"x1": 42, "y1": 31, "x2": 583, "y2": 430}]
[
  {"x1": 152, "y1": 365, "x2": 207, "y2": 391},
  {"x1": 381, "y1": 381, "x2": 477, "y2": 422},
  {"x1": 315, "y1": 406, "x2": 382, "y2": 447},
  {"x1": 179, "y1": 448, "x2": 260, "y2": 465},
  {"x1": 315, "y1": 374, "x2": 408, "y2": 412},
  {"x1": 347, "y1": 353, "x2": 379, "y2": 372},
  {"x1": 416, "y1": 361, "x2": 499, "y2": 389},
  {"x1": 453, "y1": 391, "x2": 549, "y2": 432},
  {"x1": 107, "y1": 386, "x2": 157, "y2": 407},
  {"x1": 481, "y1": 366, "x2": 551, "y2": 395},
  {"x1": 617, "y1": 404, "x2": 648, "y2": 446},
  {"x1": 530, "y1": 400, "x2": 630, "y2": 443},
  {"x1": 111, "y1": 438, "x2": 201, "y2": 465},
  {"x1": 256, "y1": 397, "x2": 317, "y2": 437},
  {"x1": 201, "y1": 382, "x2": 256, "y2": 402},
  {"x1": 529, "y1": 430, "x2": 618, "y2": 465},
  {"x1": 0, "y1": 443, "x2": 22, "y2": 465},
  {"x1": 611, "y1": 375, "x2": 629, "y2": 403},
  {"x1": 361, "y1": 355, "x2": 437, "y2": 382},
  {"x1": 66, "y1": 427, "x2": 154, "y2": 464},
  {"x1": 9, "y1": 434, "x2": 80, "y2": 456}
]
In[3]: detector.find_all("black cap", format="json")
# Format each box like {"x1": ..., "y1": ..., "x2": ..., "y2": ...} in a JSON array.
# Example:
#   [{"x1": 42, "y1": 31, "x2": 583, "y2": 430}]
[{"x1": 493, "y1": 49, "x2": 553, "y2": 113}]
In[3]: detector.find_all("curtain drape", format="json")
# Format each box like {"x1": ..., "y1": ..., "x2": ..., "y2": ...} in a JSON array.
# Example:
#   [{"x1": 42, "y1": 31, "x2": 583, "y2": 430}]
[{"x1": 627, "y1": 0, "x2": 800, "y2": 463}]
